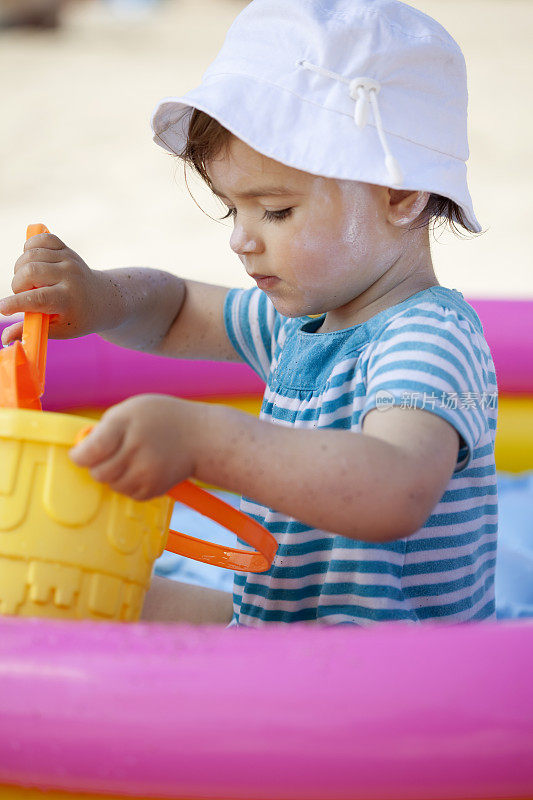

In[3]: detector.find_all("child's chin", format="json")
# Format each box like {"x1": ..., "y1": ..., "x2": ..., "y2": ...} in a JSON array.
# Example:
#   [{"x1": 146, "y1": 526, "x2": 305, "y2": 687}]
[
  {"x1": 270, "y1": 301, "x2": 309, "y2": 319},
  {"x1": 268, "y1": 297, "x2": 320, "y2": 320}
]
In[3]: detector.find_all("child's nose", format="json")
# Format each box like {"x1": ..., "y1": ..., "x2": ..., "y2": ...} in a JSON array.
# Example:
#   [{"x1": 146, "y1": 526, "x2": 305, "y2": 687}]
[{"x1": 230, "y1": 225, "x2": 264, "y2": 256}]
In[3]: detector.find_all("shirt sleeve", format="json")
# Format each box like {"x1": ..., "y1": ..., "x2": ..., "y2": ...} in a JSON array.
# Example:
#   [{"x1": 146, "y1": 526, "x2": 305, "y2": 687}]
[
  {"x1": 224, "y1": 287, "x2": 284, "y2": 382},
  {"x1": 359, "y1": 305, "x2": 491, "y2": 474}
]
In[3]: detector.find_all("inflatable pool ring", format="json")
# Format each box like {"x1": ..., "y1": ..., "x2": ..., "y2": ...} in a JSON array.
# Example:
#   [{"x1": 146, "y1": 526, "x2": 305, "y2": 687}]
[
  {"x1": 0, "y1": 229, "x2": 532, "y2": 799},
  {"x1": 0, "y1": 616, "x2": 532, "y2": 800}
]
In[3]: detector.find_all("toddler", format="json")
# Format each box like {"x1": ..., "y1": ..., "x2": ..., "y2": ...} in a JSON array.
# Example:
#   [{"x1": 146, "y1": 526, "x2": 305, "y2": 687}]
[{"x1": 0, "y1": 0, "x2": 498, "y2": 627}]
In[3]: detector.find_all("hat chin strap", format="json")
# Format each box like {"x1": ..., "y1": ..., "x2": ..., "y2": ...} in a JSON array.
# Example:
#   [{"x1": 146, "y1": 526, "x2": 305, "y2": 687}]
[{"x1": 297, "y1": 60, "x2": 403, "y2": 187}]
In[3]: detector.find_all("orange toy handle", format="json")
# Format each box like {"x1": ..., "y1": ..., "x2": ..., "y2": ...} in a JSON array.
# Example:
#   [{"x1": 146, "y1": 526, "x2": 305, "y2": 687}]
[
  {"x1": 74, "y1": 425, "x2": 277, "y2": 573},
  {"x1": 22, "y1": 224, "x2": 50, "y2": 396},
  {"x1": 166, "y1": 481, "x2": 277, "y2": 572}
]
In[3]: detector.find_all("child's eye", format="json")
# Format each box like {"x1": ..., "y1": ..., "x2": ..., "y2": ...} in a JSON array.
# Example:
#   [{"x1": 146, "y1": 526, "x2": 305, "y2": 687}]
[
  {"x1": 219, "y1": 207, "x2": 293, "y2": 223},
  {"x1": 262, "y1": 208, "x2": 293, "y2": 222}
]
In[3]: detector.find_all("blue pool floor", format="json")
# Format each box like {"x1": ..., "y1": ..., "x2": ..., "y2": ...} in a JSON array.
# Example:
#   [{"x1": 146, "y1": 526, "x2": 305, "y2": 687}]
[{"x1": 154, "y1": 472, "x2": 533, "y2": 620}]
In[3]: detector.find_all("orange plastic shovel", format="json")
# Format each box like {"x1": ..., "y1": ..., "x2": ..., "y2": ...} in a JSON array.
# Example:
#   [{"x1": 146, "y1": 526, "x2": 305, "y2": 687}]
[{"x1": 0, "y1": 223, "x2": 50, "y2": 410}]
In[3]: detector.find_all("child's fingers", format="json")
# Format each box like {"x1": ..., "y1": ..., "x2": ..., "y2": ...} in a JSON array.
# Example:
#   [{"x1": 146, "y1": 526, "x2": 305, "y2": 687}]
[
  {"x1": 11, "y1": 262, "x2": 63, "y2": 295},
  {"x1": 69, "y1": 422, "x2": 125, "y2": 469},
  {"x1": 15, "y1": 248, "x2": 66, "y2": 274},
  {"x1": 0, "y1": 286, "x2": 58, "y2": 317},
  {"x1": 88, "y1": 450, "x2": 131, "y2": 485},
  {"x1": 0, "y1": 321, "x2": 24, "y2": 347},
  {"x1": 23, "y1": 232, "x2": 66, "y2": 253},
  {"x1": 106, "y1": 475, "x2": 148, "y2": 501}
]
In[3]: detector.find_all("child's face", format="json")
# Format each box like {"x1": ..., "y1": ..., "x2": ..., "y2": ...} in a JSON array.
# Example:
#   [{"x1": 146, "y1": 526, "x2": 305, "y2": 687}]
[{"x1": 207, "y1": 136, "x2": 412, "y2": 323}]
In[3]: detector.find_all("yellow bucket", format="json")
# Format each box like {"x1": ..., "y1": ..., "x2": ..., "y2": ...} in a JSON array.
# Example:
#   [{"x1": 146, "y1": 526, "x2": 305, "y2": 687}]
[{"x1": 0, "y1": 408, "x2": 173, "y2": 621}]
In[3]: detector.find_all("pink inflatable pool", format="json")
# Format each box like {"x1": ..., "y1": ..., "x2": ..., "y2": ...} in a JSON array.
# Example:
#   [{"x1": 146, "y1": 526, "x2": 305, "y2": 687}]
[
  {"x1": 0, "y1": 298, "x2": 533, "y2": 800},
  {"x1": 0, "y1": 616, "x2": 532, "y2": 800}
]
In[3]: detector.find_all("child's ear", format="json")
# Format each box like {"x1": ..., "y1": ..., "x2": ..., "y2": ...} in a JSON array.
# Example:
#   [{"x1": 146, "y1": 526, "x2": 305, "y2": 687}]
[{"x1": 387, "y1": 189, "x2": 430, "y2": 227}]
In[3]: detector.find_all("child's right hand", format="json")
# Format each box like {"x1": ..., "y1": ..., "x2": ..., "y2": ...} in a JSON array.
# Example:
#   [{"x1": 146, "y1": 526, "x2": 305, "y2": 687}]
[{"x1": 0, "y1": 232, "x2": 103, "y2": 347}]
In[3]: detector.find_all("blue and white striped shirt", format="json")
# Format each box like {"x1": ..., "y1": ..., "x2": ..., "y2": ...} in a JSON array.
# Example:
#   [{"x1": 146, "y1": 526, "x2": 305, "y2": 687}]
[{"x1": 224, "y1": 285, "x2": 498, "y2": 627}]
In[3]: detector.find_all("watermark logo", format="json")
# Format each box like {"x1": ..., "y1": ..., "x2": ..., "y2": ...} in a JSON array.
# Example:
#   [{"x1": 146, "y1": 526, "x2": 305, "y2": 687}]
[
  {"x1": 375, "y1": 389, "x2": 395, "y2": 412},
  {"x1": 374, "y1": 390, "x2": 497, "y2": 412}
]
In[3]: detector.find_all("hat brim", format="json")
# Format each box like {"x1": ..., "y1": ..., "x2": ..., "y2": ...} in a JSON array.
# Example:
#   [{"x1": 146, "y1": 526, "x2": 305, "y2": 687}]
[{"x1": 151, "y1": 74, "x2": 481, "y2": 234}]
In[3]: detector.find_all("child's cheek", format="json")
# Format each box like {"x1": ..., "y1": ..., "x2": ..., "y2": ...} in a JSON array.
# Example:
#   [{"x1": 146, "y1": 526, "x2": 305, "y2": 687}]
[
  {"x1": 289, "y1": 177, "x2": 372, "y2": 284},
  {"x1": 288, "y1": 224, "x2": 338, "y2": 287},
  {"x1": 336, "y1": 179, "x2": 380, "y2": 265}
]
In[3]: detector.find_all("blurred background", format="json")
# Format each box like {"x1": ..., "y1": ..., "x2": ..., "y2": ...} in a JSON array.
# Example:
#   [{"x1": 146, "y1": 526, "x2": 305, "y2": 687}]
[{"x1": 0, "y1": 0, "x2": 531, "y2": 302}]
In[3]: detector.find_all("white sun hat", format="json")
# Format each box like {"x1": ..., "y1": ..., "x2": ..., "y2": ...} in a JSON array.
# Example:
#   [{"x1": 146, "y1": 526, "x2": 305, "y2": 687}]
[{"x1": 150, "y1": 0, "x2": 481, "y2": 232}]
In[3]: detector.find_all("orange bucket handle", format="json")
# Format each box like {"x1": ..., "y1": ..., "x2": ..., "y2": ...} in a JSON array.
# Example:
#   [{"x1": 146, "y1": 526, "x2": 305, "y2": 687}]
[{"x1": 166, "y1": 481, "x2": 277, "y2": 572}]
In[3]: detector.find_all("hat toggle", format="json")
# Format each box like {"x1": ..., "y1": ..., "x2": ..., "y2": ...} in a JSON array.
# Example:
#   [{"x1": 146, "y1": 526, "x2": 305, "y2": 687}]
[{"x1": 298, "y1": 59, "x2": 404, "y2": 187}]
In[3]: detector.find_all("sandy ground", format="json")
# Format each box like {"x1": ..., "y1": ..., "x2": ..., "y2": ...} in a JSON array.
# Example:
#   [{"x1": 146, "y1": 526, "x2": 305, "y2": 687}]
[{"x1": 0, "y1": 0, "x2": 531, "y2": 305}]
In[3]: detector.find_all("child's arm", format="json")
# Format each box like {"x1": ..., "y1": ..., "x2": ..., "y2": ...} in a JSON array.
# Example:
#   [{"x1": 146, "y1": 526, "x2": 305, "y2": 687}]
[
  {"x1": 0, "y1": 232, "x2": 239, "y2": 362},
  {"x1": 70, "y1": 395, "x2": 460, "y2": 545},
  {"x1": 96, "y1": 272, "x2": 239, "y2": 362},
  {"x1": 190, "y1": 403, "x2": 460, "y2": 544}
]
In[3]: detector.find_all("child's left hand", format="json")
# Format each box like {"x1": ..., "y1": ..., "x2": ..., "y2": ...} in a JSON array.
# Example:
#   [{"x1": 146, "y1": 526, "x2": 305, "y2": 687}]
[{"x1": 69, "y1": 394, "x2": 198, "y2": 501}]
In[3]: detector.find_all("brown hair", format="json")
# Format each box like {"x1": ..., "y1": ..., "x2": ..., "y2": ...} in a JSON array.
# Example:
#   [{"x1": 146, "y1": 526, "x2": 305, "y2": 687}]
[{"x1": 179, "y1": 108, "x2": 479, "y2": 236}]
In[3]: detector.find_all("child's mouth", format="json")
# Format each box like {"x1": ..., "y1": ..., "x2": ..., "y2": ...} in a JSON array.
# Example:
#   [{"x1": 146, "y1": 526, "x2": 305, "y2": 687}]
[{"x1": 251, "y1": 274, "x2": 279, "y2": 290}]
